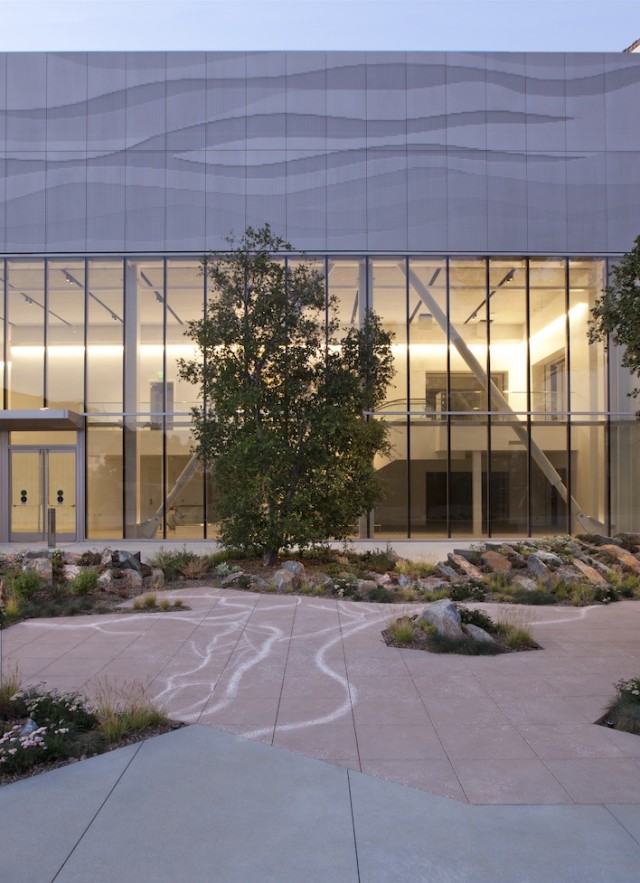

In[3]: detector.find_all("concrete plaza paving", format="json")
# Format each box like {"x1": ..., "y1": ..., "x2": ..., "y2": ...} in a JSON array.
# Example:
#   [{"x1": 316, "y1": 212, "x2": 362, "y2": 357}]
[
  {"x1": 2, "y1": 566, "x2": 640, "y2": 880},
  {"x1": 3, "y1": 588, "x2": 640, "y2": 805}
]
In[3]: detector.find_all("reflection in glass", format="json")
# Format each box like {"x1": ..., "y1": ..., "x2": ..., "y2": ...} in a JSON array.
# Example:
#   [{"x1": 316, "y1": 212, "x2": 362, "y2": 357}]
[
  {"x1": 47, "y1": 260, "x2": 85, "y2": 410},
  {"x1": 87, "y1": 424, "x2": 123, "y2": 538},
  {"x1": 87, "y1": 260, "x2": 124, "y2": 413},
  {"x1": 7, "y1": 261, "x2": 45, "y2": 409}
]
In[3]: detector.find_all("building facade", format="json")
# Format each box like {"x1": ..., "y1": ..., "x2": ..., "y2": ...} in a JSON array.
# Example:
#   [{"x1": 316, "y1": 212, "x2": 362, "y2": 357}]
[{"x1": 1, "y1": 51, "x2": 640, "y2": 542}]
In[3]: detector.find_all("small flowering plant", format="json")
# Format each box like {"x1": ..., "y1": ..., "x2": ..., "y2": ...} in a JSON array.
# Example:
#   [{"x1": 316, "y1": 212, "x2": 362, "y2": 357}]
[
  {"x1": 615, "y1": 677, "x2": 640, "y2": 704},
  {"x1": 1, "y1": 687, "x2": 100, "y2": 775}
]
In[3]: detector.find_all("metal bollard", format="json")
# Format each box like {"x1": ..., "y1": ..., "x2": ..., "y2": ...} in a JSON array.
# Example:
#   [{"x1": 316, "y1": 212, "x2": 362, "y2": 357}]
[{"x1": 47, "y1": 507, "x2": 56, "y2": 549}]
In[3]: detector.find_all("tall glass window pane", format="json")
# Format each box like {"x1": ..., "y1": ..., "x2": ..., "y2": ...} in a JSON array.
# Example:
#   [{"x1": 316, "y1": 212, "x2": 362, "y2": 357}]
[
  {"x1": 0, "y1": 260, "x2": 5, "y2": 406},
  {"x1": 605, "y1": 258, "x2": 637, "y2": 534},
  {"x1": 489, "y1": 259, "x2": 528, "y2": 535},
  {"x1": 87, "y1": 260, "x2": 124, "y2": 413},
  {"x1": 327, "y1": 258, "x2": 365, "y2": 536},
  {"x1": 449, "y1": 259, "x2": 488, "y2": 536},
  {"x1": 166, "y1": 260, "x2": 203, "y2": 416},
  {"x1": 166, "y1": 422, "x2": 204, "y2": 539},
  {"x1": 47, "y1": 260, "x2": 85, "y2": 410},
  {"x1": 87, "y1": 422, "x2": 123, "y2": 539},
  {"x1": 122, "y1": 260, "x2": 164, "y2": 539},
  {"x1": 7, "y1": 260, "x2": 45, "y2": 409},
  {"x1": 569, "y1": 259, "x2": 607, "y2": 533},
  {"x1": 529, "y1": 259, "x2": 568, "y2": 534},
  {"x1": 369, "y1": 259, "x2": 407, "y2": 537},
  {"x1": 407, "y1": 258, "x2": 448, "y2": 537},
  {"x1": 165, "y1": 260, "x2": 206, "y2": 538}
]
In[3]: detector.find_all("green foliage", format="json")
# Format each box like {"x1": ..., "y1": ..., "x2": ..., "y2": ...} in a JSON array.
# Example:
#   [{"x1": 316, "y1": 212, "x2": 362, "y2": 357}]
[
  {"x1": 449, "y1": 582, "x2": 487, "y2": 602},
  {"x1": 458, "y1": 606, "x2": 496, "y2": 634},
  {"x1": 5, "y1": 568, "x2": 45, "y2": 602},
  {"x1": 70, "y1": 569, "x2": 99, "y2": 596},
  {"x1": 425, "y1": 632, "x2": 502, "y2": 656},
  {"x1": 366, "y1": 585, "x2": 395, "y2": 603},
  {"x1": 388, "y1": 617, "x2": 415, "y2": 645},
  {"x1": 511, "y1": 588, "x2": 557, "y2": 605},
  {"x1": 589, "y1": 235, "x2": 640, "y2": 404},
  {"x1": 603, "y1": 677, "x2": 640, "y2": 735},
  {"x1": 147, "y1": 547, "x2": 197, "y2": 580},
  {"x1": 91, "y1": 679, "x2": 167, "y2": 744},
  {"x1": 178, "y1": 224, "x2": 394, "y2": 564}
]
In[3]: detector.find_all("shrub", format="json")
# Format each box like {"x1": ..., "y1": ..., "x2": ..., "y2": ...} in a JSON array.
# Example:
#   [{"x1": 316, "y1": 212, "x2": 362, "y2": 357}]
[
  {"x1": 90, "y1": 678, "x2": 167, "y2": 743},
  {"x1": 449, "y1": 582, "x2": 486, "y2": 602},
  {"x1": 396, "y1": 559, "x2": 438, "y2": 578},
  {"x1": 366, "y1": 585, "x2": 395, "y2": 603},
  {"x1": 142, "y1": 593, "x2": 157, "y2": 609},
  {"x1": 458, "y1": 606, "x2": 496, "y2": 634},
  {"x1": 511, "y1": 588, "x2": 556, "y2": 605},
  {"x1": 69, "y1": 569, "x2": 99, "y2": 596},
  {"x1": 425, "y1": 632, "x2": 502, "y2": 656},
  {"x1": 603, "y1": 677, "x2": 640, "y2": 736},
  {"x1": 159, "y1": 599, "x2": 170, "y2": 611},
  {"x1": 5, "y1": 568, "x2": 45, "y2": 602},
  {"x1": 388, "y1": 617, "x2": 415, "y2": 645},
  {"x1": 147, "y1": 547, "x2": 196, "y2": 581},
  {"x1": 173, "y1": 598, "x2": 185, "y2": 609}
]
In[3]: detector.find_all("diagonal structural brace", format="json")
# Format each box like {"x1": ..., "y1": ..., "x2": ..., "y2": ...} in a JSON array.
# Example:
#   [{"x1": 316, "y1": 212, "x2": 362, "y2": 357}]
[{"x1": 407, "y1": 267, "x2": 600, "y2": 533}]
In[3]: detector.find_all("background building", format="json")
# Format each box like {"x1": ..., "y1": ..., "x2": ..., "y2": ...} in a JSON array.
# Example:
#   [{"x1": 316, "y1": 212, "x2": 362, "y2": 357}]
[{"x1": 1, "y1": 51, "x2": 639, "y2": 542}]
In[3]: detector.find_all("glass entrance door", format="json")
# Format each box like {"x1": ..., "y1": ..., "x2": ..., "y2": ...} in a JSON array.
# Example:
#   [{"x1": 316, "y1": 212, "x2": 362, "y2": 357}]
[{"x1": 10, "y1": 448, "x2": 77, "y2": 541}]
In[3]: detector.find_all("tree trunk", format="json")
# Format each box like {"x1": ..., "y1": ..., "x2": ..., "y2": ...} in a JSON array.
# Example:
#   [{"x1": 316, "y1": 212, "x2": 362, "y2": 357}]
[{"x1": 262, "y1": 548, "x2": 279, "y2": 567}]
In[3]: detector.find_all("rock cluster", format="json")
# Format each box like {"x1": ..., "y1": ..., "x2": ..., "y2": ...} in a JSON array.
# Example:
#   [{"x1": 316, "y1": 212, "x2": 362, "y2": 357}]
[{"x1": 6, "y1": 549, "x2": 164, "y2": 599}]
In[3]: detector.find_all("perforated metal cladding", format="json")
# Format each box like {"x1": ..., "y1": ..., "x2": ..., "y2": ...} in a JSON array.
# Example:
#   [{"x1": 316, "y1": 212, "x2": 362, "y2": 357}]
[{"x1": 1, "y1": 50, "x2": 640, "y2": 254}]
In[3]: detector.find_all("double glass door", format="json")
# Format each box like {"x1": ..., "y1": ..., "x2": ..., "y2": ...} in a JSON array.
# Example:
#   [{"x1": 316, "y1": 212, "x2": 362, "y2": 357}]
[{"x1": 10, "y1": 448, "x2": 77, "y2": 541}]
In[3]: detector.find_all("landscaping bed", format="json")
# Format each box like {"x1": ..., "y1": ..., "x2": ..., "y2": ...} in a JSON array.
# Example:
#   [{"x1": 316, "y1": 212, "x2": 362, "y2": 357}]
[
  {"x1": 2, "y1": 533, "x2": 640, "y2": 628},
  {"x1": 0, "y1": 672, "x2": 181, "y2": 787},
  {"x1": 382, "y1": 600, "x2": 541, "y2": 655}
]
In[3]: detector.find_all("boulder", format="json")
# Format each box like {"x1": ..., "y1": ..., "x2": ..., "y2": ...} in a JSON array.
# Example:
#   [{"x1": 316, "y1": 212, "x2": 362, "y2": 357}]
[
  {"x1": 417, "y1": 599, "x2": 464, "y2": 638},
  {"x1": 112, "y1": 550, "x2": 142, "y2": 573},
  {"x1": 219, "y1": 571, "x2": 247, "y2": 588},
  {"x1": 309, "y1": 573, "x2": 333, "y2": 590},
  {"x1": 436, "y1": 562, "x2": 460, "y2": 581},
  {"x1": 447, "y1": 553, "x2": 483, "y2": 580},
  {"x1": 526, "y1": 554, "x2": 551, "y2": 579},
  {"x1": 463, "y1": 623, "x2": 496, "y2": 644},
  {"x1": 273, "y1": 570, "x2": 295, "y2": 593},
  {"x1": 533, "y1": 551, "x2": 563, "y2": 567},
  {"x1": 372, "y1": 572, "x2": 393, "y2": 586},
  {"x1": 512, "y1": 575, "x2": 538, "y2": 592},
  {"x1": 280, "y1": 560, "x2": 305, "y2": 579},
  {"x1": 571, "y1": 557, "x2": 608, "y2": 587},
  {"x1": 416, "y1": 577, "x2": 450, "y2": 593},
  {"x1": 397, "y1": 574, "x2": 413, "y2": 588},
  {"x1": 116, "y1": 569, "x2": 143, "y2": 591},
  {"x1": 599, "y1": 544, "x2": 640, "y2": 575},
  {"x1": 62, "y1": 564, "x2": 81, "y2": 582},
  {"x1": 97, "y1": 570, "x2": 114, "y2": 590},
  {"x1": 100, "y1": 549, "x2": 113, "y2": 567},
  {"x1": 480, "y1": 551, "x2": 512, "y2": 574},
  {"x1": 357, "y1": 579, "x2": 379, "y2": 596},
  {"x1": 148, "y1": 568, "x2": 165, "y2": 590}
]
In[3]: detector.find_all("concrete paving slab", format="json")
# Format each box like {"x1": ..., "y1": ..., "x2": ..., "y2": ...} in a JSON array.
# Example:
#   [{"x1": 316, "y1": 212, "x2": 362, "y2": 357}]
[
  {"x1": 0, "y1": 744, "x2": 140, "y2": 883},
  {"x1": 349, "y1": 769, "x2": 640, "y2": 883},
  {"x1": 54, "y1": 727, "x2": 359, "y2": 883}
]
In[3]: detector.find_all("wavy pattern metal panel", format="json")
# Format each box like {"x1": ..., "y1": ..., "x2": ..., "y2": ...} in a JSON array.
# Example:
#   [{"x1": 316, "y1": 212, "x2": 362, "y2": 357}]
[{"x1": 0, "y1": 51, "x2": 639, "y2": 255}]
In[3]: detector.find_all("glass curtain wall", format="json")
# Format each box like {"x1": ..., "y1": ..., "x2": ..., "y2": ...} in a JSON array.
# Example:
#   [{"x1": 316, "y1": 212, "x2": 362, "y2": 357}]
[{"x1": 0, "y1": 255, "x2": 619, "y2": 540}]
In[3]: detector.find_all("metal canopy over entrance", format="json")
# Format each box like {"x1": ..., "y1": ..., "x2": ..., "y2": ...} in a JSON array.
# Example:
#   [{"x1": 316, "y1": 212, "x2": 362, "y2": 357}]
[{"x1": 0, "y1": 410, "x2": 85, "y2": 432}]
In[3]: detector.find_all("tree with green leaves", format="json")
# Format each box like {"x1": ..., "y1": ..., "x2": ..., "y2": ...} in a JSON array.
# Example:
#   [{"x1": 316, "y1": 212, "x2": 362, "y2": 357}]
[
  {"x1": 178, "y1": 225, "x2": 394, "y2": 565},
  {"x1": 589, "y1": 234, "x2": 640, "y2": 404}
]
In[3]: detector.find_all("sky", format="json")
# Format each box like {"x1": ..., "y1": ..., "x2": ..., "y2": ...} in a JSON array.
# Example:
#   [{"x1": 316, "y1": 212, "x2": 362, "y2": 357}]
[{"x1": 0, "y1": 0, "x2": 638, "y2": 53}]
